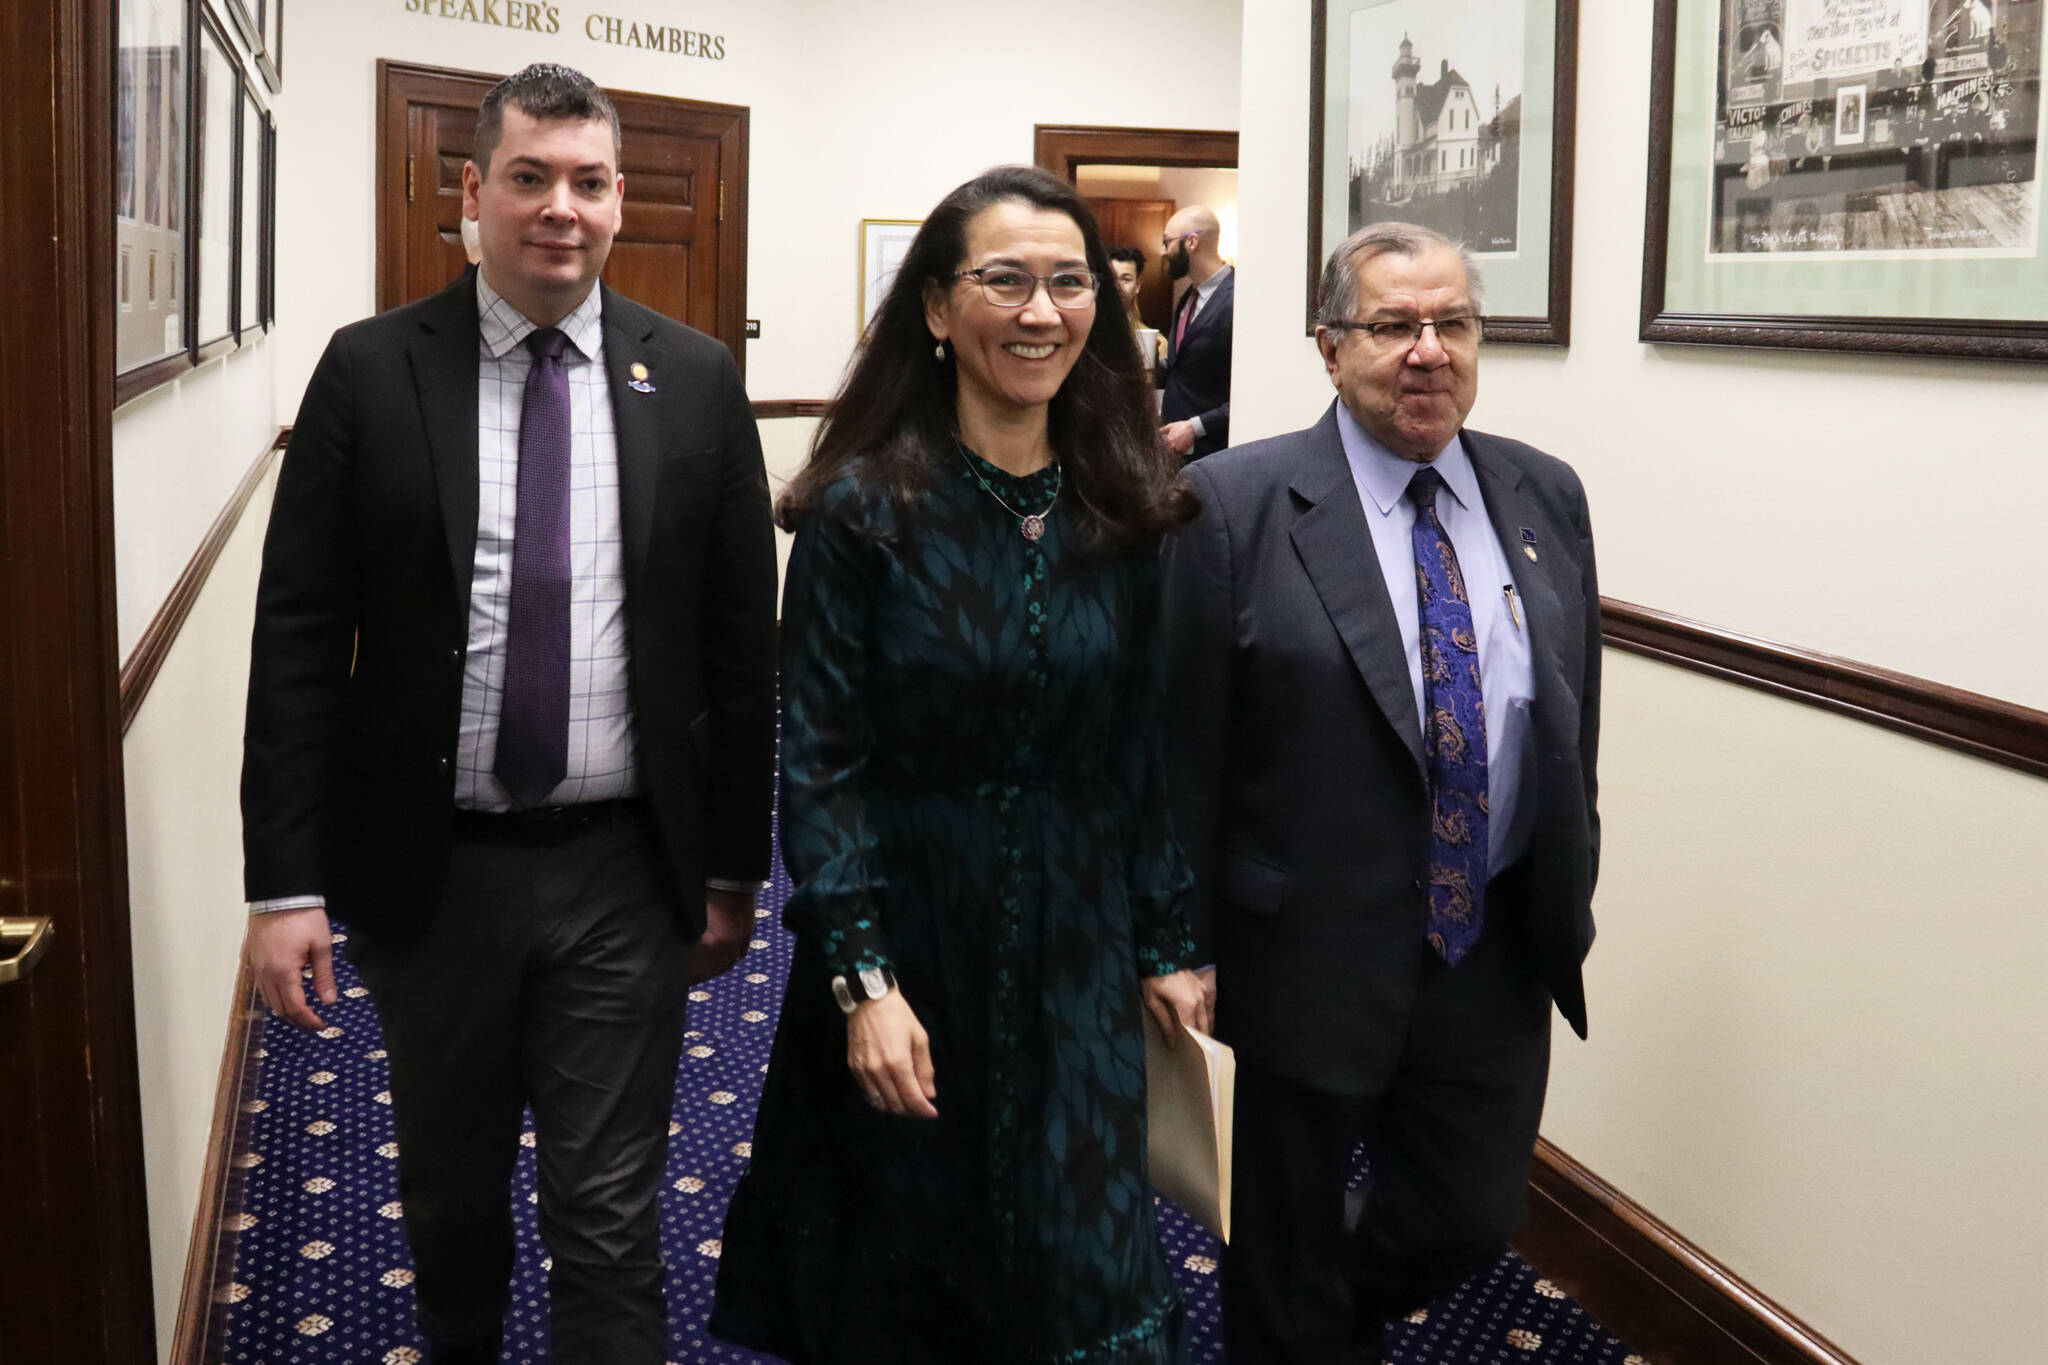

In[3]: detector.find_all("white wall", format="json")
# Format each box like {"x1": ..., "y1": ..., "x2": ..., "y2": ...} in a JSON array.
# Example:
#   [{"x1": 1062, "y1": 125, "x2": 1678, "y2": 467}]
[
  {"x1": 122, "y1": 466, "x2": 279, "y2": 1355},
  {"x1": 1234, "y1": 3, "x2": 2048, "y2": 1362},
  {"x1": 274, "y1": 0, "x2": 1246, "y2": 419},
  {"x1": 114, "y1": 341, "x2": 279, "y2": 659}
]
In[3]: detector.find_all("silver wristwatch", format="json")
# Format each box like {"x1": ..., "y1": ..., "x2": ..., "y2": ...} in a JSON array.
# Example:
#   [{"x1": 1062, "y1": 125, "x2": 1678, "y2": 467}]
[{"x1": 830, "y1": 965, "x2": 895, "y2": 1015}]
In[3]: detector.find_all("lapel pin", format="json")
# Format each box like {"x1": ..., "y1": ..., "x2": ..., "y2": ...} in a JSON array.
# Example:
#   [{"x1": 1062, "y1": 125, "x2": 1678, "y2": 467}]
[
  {"x1": 1520, "y1": 527, "x2": 1539, "y2": 562},
  {"x1": 627, "y1": 360, "x2": 656, "y2": 394}
]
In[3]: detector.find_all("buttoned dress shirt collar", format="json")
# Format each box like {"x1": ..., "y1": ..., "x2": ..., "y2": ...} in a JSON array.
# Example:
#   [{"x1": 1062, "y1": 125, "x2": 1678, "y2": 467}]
[{"x1": 477, "y1": 270, "x2": 604, "y2": 365}]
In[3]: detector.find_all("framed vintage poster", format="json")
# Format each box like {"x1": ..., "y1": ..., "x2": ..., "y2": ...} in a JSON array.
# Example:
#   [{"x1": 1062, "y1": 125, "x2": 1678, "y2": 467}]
[
  {"x1": 114, "y1": 0, "x2": 192, "y2": 399},
  {"x1": 1643, "y1": 0, "x2": 2048, "y2": 359},
  {"x1": 192, "y1": 7, "x2": 237, "y2": 358},
  {"x1": 1309, "y1": 0, "x2": 1580, "y2": 343},
  {"x1": 237, "y1": 77, "x2": 265, "y2": 341},
  {"x1": 859, "y1": 218, "x2": 922, "y2": 336}
]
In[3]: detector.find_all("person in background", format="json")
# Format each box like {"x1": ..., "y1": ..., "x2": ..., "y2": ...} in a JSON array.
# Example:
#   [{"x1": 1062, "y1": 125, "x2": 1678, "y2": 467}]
[
  {"x1": 1163, "y1": 222, "x2": 1601, "y2": 1364},
  {"x1": 1158, "y1": 204, "x2": 1233, "y2": 461},
  {"x1": 239, "y1": 62, "x2": 777, "y2": 1365},
  {"x1": 1108, "y1": 243, "x2": 1162, "y2": 370},
  {"x1": 709, "y1": 165, "x2": 1209, "y2": 1364}
]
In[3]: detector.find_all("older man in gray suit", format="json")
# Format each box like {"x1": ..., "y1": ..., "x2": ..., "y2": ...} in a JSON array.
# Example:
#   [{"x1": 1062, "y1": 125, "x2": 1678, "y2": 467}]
[{"x1": 1163, "y1": 223, "x2": 1601, "y2": 1364}]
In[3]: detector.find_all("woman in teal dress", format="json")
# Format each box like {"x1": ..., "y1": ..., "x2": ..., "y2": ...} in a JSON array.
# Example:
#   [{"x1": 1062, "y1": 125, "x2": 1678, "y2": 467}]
[{"x1": 708, "y1": 166, "x2": 1210, "y2": 1364}]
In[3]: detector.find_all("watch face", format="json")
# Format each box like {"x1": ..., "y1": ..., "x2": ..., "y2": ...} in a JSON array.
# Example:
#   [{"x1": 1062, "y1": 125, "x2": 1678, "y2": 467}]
[{"x1": 859, "y1": 966, "x2": 889, "y2": 999}]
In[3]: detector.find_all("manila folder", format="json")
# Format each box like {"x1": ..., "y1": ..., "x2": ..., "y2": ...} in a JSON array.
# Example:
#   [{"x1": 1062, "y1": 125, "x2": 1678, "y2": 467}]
[{"x1": 1145, "y1": 1020, "x2": 1235, "y2": 1242}]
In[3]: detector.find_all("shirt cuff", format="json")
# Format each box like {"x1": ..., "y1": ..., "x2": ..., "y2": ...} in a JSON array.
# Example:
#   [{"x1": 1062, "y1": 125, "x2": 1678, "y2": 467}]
[
  {"x1": 706, "y1": 878, "x2": 768, "y2": 894},
  {"x1": 250, "y1": 895, "x2": 326, "y2": 915},
  {"x1": 1190, "y1": 414, "x2": 1207, "y2": 438}
]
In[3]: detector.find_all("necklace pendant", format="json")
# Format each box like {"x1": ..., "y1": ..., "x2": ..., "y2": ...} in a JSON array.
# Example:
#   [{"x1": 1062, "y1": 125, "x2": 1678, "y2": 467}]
[{"x1": 1021, "y1": 514, "x2": 1046, "y2": 542}]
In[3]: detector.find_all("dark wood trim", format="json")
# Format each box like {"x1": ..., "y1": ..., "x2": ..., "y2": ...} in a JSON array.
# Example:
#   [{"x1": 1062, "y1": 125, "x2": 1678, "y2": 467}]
[
  {"x1": 1639, "y1": 0, "x2": 2048, "y2": 363},
  {"x1": 751, "y1": 398, "x2": 830, "y2": 419},
  {"x1": 0, "y1": 0, "x2": 157, "y2": 1359},
  {"x1": 1306, "y1": 1, "x2": 1578, "y2": 345},
  {"x1": 120, "y1": 429, "x2": 287, "y2": 733},
  {"x1": 167, "y1": 963, "x2": 265, "y2": 1365},
  {"x1": 1515, "y1": 1139, "x2": 1863, "y2": 1365},
  {"x1": 1601, "y1": 598, "x2": 2048, "y2": 779},
  {"x1": 1033, "y1": 124, "x2": 1240, "y2": 181}
]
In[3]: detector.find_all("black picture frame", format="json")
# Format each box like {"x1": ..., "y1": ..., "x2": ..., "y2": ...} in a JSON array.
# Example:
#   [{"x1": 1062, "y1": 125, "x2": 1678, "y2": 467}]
[
  {"x1": 1642, "y1": 0, "x2": 2048, "y2": 362},
  {"x1": 235, "y1": 76, "x2": 265, "y2": 343},
  {"x1": 1308, "y1": 0, "x2": 1579, "y2": 344},
  {"x1": 113, "y1": 0, "x2": 194, "y2": 404},
  {"x1": 262, "y1": 112, "x2": 277, "y2": 328},
  {"x1": 191, "y1": 6, "x2": 237, "y2": 360},
  {"x1": 256, "y1": 0, "x2": 283, "y2": 94}
]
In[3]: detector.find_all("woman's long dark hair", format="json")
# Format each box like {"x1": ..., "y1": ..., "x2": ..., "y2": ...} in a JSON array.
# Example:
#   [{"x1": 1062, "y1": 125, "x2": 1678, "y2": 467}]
[{"x1": 777, "y1": 165, "x2": 1197, "y2": 554}]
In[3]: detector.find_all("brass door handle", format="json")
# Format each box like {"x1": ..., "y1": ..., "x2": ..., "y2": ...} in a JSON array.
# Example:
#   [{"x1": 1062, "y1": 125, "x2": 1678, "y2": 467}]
[{"x1": 0, "y1": 917, "x2": 54, "y2": 985}]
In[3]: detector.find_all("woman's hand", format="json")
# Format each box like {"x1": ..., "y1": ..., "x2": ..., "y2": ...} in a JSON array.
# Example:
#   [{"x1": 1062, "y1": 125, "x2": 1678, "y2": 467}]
[
  {"x1": 847, "y1": 989, "x2": 939, "y2": 1119},
  {"x1": 1141, "y1": 968, "x2": 1212, "y2": 1048}
]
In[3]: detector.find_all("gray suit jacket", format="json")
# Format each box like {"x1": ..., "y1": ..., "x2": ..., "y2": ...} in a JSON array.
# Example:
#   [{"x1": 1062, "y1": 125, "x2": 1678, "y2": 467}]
[{"x1": 1163, "y1": 403, "x2": 1599, "y2": 1092}]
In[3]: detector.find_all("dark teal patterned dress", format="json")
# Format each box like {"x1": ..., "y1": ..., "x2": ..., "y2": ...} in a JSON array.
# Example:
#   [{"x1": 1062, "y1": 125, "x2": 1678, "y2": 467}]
[{"x1": 709, "y1": 449, "x2": 1197, "y2": 1364}]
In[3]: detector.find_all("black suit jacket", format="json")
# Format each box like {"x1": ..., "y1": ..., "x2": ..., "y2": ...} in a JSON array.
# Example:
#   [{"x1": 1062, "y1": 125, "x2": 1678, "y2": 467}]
[
  {"x1": 242, "y1": 271, "x2": 778, "y2": 941},
  {"x1": 1160, "y1": 269, "x2": 1234, "y2": 459},
  {"x1": 1163, "y1": 404, "x2": 1599, "y2": 1093}
]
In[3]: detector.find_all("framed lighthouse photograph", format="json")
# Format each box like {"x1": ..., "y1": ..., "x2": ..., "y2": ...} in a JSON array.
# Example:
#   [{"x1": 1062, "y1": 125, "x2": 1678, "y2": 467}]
[{"x1": 1309, "y1": 0, "x2": 1580, "y2": 343}]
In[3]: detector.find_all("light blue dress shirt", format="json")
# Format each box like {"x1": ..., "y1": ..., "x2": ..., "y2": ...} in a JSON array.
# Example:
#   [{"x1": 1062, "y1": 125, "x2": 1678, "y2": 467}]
[{"x1": 1335, "y1": 402, "x2": 1537, "y2": 876}]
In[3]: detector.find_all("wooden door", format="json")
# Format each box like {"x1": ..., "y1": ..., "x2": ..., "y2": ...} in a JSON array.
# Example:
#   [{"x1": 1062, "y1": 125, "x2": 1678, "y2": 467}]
[
  {"x1": 1, "y1": 2, "x2": 159, "y2": 1363},
  {"x1": 1087, "y1": 197, "x2": 1175, "y2": 331},
  {"x1": 376, "y1": 62, "x2": 749, "y2": 372}
]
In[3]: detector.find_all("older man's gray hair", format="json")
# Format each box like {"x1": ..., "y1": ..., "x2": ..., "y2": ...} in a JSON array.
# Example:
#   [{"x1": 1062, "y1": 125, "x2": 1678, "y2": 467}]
[{"x1": 1314, "y1": 222, "x2": 1486, "y2": 329}]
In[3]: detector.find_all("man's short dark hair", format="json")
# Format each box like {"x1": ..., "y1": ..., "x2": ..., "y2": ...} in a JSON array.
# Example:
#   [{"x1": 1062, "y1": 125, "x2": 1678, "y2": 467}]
[
  {"x1": 473, "y1": 63, "x2": 622, "y2": 177},
  {"x1": 1107, "y1": 245, "x2": 1147, "y2": 273}
]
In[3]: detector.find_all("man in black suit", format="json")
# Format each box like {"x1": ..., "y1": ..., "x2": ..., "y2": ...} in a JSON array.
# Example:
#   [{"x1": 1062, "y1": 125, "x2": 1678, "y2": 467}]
[
  {"x1": 1163, "y1": 223, "x2": 1599, "y2": 1364},
  {"x1": 1158, "y1": 204, "x2": 1234, "y2": 461},
  {"x1": 240, "y1": 64, "x2": 776, "y2": 1365}
]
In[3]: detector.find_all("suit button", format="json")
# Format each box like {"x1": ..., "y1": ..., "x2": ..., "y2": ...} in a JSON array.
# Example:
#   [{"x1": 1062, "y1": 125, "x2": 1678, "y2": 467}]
[{"x1": 437, "y1": 757, "x2": 451, "y2": 773}]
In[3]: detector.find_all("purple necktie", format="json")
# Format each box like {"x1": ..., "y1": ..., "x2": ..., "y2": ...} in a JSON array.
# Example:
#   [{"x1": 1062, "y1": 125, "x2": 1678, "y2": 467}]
[
  {"x1": 1408, "y1": 466, "x2": 1488, "y2": 964},
  {"x1": 494, "y1": 326, "x2": 572, "y2": 808}
]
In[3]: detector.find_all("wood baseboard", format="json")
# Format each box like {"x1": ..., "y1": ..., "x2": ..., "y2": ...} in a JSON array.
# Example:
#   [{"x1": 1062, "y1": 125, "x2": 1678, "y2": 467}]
[
  {"x1": 119, "y1": 430, "x2": 289, "y2": 733},
  {"x1": 166, "y1": 963, "x2": 266, "y2": 1365},
  {"x1": 1513, "y1": 1139, "x2": 1863, "y2": 1365}
]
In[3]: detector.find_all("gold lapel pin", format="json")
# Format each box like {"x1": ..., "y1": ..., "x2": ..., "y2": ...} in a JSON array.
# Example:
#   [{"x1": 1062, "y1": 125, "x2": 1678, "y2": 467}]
[{"x1": 627, "y1": 360, "x2": 656, "y2": 394}]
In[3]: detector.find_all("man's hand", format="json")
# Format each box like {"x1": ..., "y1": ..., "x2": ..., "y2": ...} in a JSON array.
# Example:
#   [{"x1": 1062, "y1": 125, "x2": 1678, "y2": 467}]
[
  {"x1": 847, "y1": 988, "x2": 938, "y2": 1119},
  {"x1": 245, "y1": 907, "x2": 338, "y2": 1031},
  {"x1": 1141, "y1": 968, "x2": 1212, "y2": 1048},
  {"x1": 688, "y1": 885, "x2": 756, "y2": 984},
  {"x1": 1160, "y1": 420, "x2": 1198, "y2": 457}
]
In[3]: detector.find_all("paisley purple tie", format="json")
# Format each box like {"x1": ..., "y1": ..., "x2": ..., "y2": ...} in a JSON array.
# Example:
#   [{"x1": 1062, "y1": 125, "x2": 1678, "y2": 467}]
[
  {"x1": 494, "y1": 326, "x2": 571, "y2": 808},
  {"x1": 1408, "y1": 466, "x2": 1488, "y2": 965}
]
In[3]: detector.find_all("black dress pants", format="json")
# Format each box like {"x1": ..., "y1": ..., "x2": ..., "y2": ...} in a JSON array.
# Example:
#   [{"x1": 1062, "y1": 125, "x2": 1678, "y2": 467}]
[
  {"x1": 349, "y1": 804, "x2": 695, "y2": 1364},
  {"x1": 1221, "y1": 919, "x2": 1553, "y2": 1365}
]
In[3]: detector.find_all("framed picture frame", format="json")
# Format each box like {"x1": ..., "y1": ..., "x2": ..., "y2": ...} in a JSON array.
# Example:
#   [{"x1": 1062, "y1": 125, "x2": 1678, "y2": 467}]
[
  {"x1": 192, "y1": 6, "x2": 238, "y2": 359},
  {"x1": 1642, "y1": 0, "x2": 2048, "y2": 361},
  {"x1": 1308, "y1": 0, "x2": 1580, "y2": 343},
  {"x1": 256, "y1": 0, "x2": 283, "y2": 93},
  {"x1": 236, "y1": 76, "x2": 265, "y2": 342},
  {"x1": 262, "y1": 112, "x2": 277, "y2": 327},
  {"x1": 113, "y1": 0, "x2": 193, "y2": 402},
  {"x1": 859, "y1": 219, "x2": 922, "y2": 336}
]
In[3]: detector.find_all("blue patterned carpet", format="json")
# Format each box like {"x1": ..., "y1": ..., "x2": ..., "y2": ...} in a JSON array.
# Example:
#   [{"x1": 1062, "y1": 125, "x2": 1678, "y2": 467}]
[{"x1": 221, "y1": 845, "x2": 1643, "y2": 1364}]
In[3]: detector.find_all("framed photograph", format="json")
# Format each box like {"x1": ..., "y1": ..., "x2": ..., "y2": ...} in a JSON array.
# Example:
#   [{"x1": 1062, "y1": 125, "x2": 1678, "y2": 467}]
[
  {"x1": 256, "y1": 0, "x2": 283, "y2": 92},
  {"x1": 262, "y1": 112, "x2": 277, "y2": 326},
  {"x1": 1643, "y1": 0, "x2": 2048, "y2": 360},
  {"x1": 192, "y1": 8, "x2": 237, "y2": 357},
  {"x1": 859, "y1": 218, "x2": 922, "y2": 336},
  {"x1": 1309, "y1": 0, "x2": 1580, "y2": 343},
  {"x1": 237, "y1": 78, "x2": 265, "y2": 341},
  {"x1": 114, "y1": 0, "x2": 192, "y2": 398}
]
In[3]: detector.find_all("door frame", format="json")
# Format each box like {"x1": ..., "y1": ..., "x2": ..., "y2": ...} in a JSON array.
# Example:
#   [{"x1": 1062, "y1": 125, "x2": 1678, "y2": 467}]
[
  {"x1": 1033, "y1": 123, "x2": 1241, "y2": 182},
  {"x1": 0, "y1": 1, "x2": 158, "y2": 1362},
  {"x1": 375, "y1": 60, "x2": 751, "y2": 372}
]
